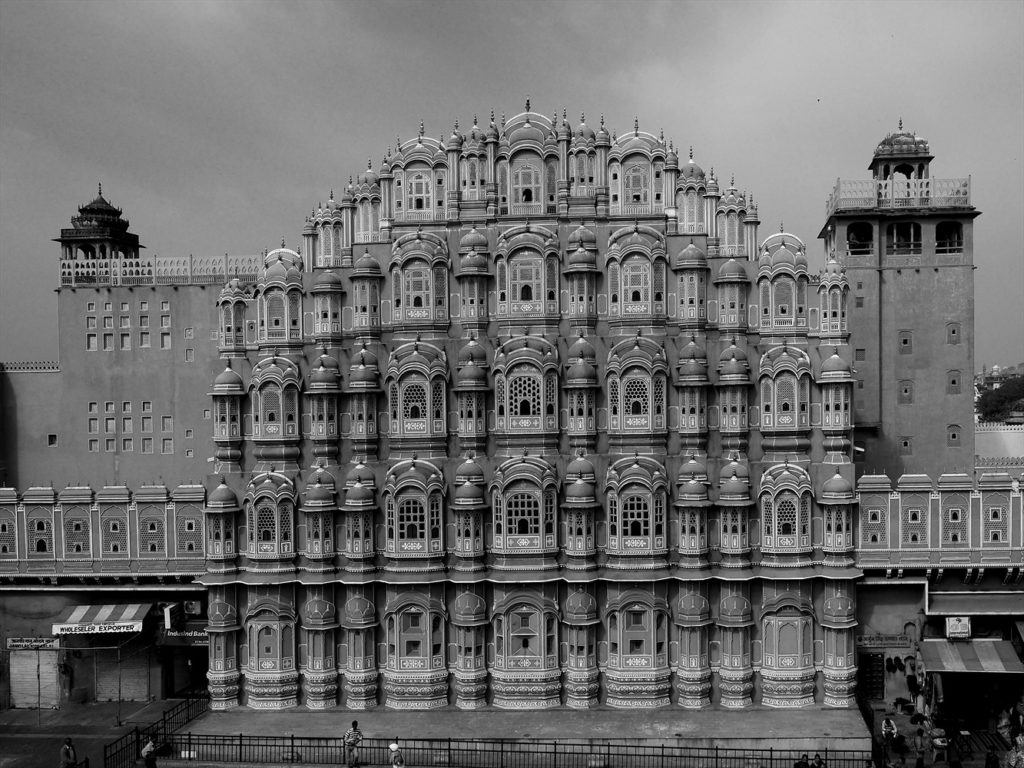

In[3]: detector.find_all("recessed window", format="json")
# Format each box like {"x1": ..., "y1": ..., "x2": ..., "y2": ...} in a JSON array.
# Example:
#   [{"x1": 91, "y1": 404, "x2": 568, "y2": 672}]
[
  {"x1": 947, "y1": 372, "x2": 961, "y2": 394},
  {"x1": 87, "y1": 302, "x2": 96, "y2": 312},
  {"x1": 103, "y1": 316, "x2": 113, "y2": 329},
  {"x1": 142, "y1": 437, "x2": 153, "y2": 454},
  {"x1": 855, "y1": 296, "x2": 864, "y2": 308},
  {"x1": 184, "y1": 348, "x2": 194, "y2": 362},
  {"x1": 161, "y1": 300, "x2": 169, "y2": 311},
  {"x1": 119, "y1": 316, "x2": 130, "y2": 328},
  {"x1": 122, "y1": 438, "x2": 133, "y2": 451},
  {"x1": 120, "y1": 333, "x2": 130, "y2": 350},
  {"x1": 162, "y1": 416, "x2": 173, "y2": 432},
  {"x1": 185, "y1": 429, "x2": 193, "y2": 439},
  {"x1": 103, "y1": 334, "x2": 113, "y2": 351},
  {"x1": 899, "y1": 437, "x2": 913, "y2": 455},
  {"x1": 160, "y1": 315, "x2": 171, "y2": 328},
  {"x1": 141, "y1": 416, "x2": 152, "y2": 432},
  {"x1": 105, "y1": 402, "x2": 115, "y2": 413},
  {"x1": 139, "y1": 315, "x2": 149, "y2": 328},
  {"x1": 990, "y1": 508, "x2": 1003, "y2": 522},
  {"x1": 140, "y1": 301, "x2": 149, "y2": 311},
  {"x1": 142, "y1": 401, "x2": 152, "y2": 412},
  {"x1": 185, "y1": 520, "x2": 195, "y2": 532},
  {"x1": 908, "y1": 509, "x2": 920, "y2": 523},
  {"x1": 898, "y1": 331, "x2": 913, "y2": 354},
  {"x1": 47, "y1": 434, "x2": 58, "y2": 447},
  {"x1": 86, "y1": 317, "x2": 97, "y2": 329},
  {"x1": 855, "y1": 348, "x2": 866, "y2": 362},
  {"x1": 120, "y1": 302, "x2": 129, "y2": 312},
  {"x1": 105, "y1": 417, "x2": 115, "y2": 433},
  {"x1": 86, "y1": 334, "x2": 98, "y2": 351},
  {"x1": 104, "y1": 302, "x2": 112, "y2": 312},
  {"x1": 184, "y1": 327, "x2": 194, "y2": 339},
  {"x1": 160, "y1": 333, "x2": 171, "y2": 350},
  {"x1": 139, "y1": 332, "x2": 151, "y2": 347},
  {"x1": 203, "y1": 409, "x2": 211, "y2": 420},
  {"x1": 946, "y1": 323, "x2": 961, "y2": 344},
  {"x1": 868, "y1": 511, "x2": 880, "y2": 523},
  {"x1": 161, "y1": 438, "x2": 173, "y2": 454},
  {"x1": 899, "y1": 381, "x2": 914, "y2": 404},
  {"x1": 88, "y1": 418, "x2": 98, "y2": 433},
  {"x1": 89, "y1": 439, "x2": 99, "y2": 452},
  {"x1": 105, "y1": 438, "x2": 115, "y2": 451},
  {"x1": 948, "y1": 508, "x2": 961, "y2": 522},
  {"x1": 946, "y1": 425, "x2": 961, "y2": 446},
  {"x1": 88, "y1": 402, "x2": 98, "y2": 414}
]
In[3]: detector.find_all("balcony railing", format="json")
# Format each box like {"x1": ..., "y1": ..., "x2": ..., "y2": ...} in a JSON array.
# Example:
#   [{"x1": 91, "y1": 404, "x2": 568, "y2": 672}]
[
  {"x1": 510, "y1": 202, "x2": 544, "y2": 216},
  {"x1": 826, "y1": 177, "x2": 971, "y2": 216}
]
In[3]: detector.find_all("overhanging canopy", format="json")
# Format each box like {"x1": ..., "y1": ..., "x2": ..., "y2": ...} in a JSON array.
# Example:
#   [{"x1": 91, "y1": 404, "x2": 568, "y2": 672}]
[
  {"x1": 52, "y1": 603, "x2": 151, "y2": 635},
  {"x1": 920, "y1": 640, "x2": 1024, "y2": 674},
  {"x1": 927, "y1": 592, "x2": 1024, "y2": 616}
]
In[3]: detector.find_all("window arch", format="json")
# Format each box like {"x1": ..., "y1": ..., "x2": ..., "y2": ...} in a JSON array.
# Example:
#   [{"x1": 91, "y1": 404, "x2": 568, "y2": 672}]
[
  {"x1": 495, "y1": 603, "x2": 557, "y2": 670},
  {"x1": 386, "y1": 606, "x2": 444, "y2": 670},
  {"x1": 385, "y1": 489, "x2": 444, "y2": 555},
  {"x1": 606, "y1": 603, "x2": 668, "y2": 671},
  {"x1": 492, "y1": 480, "x2": 557, "y2": 552},
  {"x1": 760, "y1": 490, "x2": 811, "y2": 551},
  {"x1": 389, "y1": 374, "x2": 446, "y2": 439},
  {"x1": 512, "y1": 164, "x2": 540, "y2": 204},
  {"x1": 406, "y1": 172, "x2": 432, "y2": 211},
  {"x1": 624, "y1": 163, "x2": 650, "y2": 204}
]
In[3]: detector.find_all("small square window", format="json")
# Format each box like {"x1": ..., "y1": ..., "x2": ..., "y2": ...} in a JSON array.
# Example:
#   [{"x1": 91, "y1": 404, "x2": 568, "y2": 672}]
[
  {"x1": 185, "y1": 448, "x2": 194, "y2": 457},
  {"x1": 947, "y1": 323, "x2": 961, "y2": 344},
  {"x1": 105, "y1": 417, "x2": 115, "y2": 433},
  {"x1": 160, "y1": 315, "x2": 171, "y2": 328},
  {"x1": 105, "y1": 402, "x2": 115, "y2": 413},
  {"x1": 184, "y1": 348, "x2": 194, "y2": 362},
  {"x1": 162, "y1": 416, "x2": 173, "y2": 432},
  {"x1": 898, "y1": 331, "x2": 913, "y2": 354},
  {"x1": 87, "y1": 302, "x2": 96, "y2": 312},
  {"x1": 899, "y1": 437, "x2": 913, "y2": 455},
  {"x1": 161, "y1": 438, "x2": 173, "y2": 454},
  {"x1": 73, "y1": 522, "x2": 82, "y2": 532},
  {"x1": 203, "y1": 409, "x2": 211, "y2": 419},
  {"x1": 161, "y1": 300, "x2": 169, "y2": 311},
  {"x1": 139, "y1": 315, "x2": 149, "y2": 328},
  {"x1": 139, "y1": 331, "x2": 151, "y2": 347},
  {"x1": 122, "y1": 417, "x2": 133, "y2": 432},
  {"x1": 855, "y1": 296, "x2": 864, "y2": 308},
  {"x1": 120, "y1": 333, "x2": 131, "y2": 350},
  {"x1": 88, "y1": 402, "x2": 98, "y2": 413},
  {"x1": 86, "y1": 334, "x2": 98, "y2": 351},
  {"x1": 104, "y1": 302, "x2": 112, "y2": 312},
  {"x1": 142, "y1": 437, "x2": 153, "y2": 454},
  {"x1": 185, "y1": 520, "x2": 195, "y2": 532},
  {"x1": 899, "y1": 382, "x2": 914, "y2": 404},
  {"x1": 142, "y1": 401, "x2": 152, "y2": 412},
  {"x1": 948, "y1": 508, "x2": 961, "y2": 522},
  {"x1": 908, "y1": 510, "x2": 920, "y2": 523},
  {"x1": 103, "y1": 333, "x2": 113, "y2": 351},
  {"x1": 105, "y1": 438, "x2": 115, "y2": 452},
  {"x1": 185, "y1": 429, "x2": 193, "y2": 439},
  {"x1": 990, "y1": 508, "x2": 1002, "y2": 522},
  {"x1": 88, "y1": 418, "x2": 98, "y2": 433},
  {"x1": 86, "y1": 317, "x2": 97, "y2": 329},
  {"x1": 868, "y1": 510, "x2": 880, "y2": 523},
  {"x1": 122, "y1": 402, "x2": 131, "y2": 413},
  {"x1": 855, "y1": 348, "x2": 866, "y2": 362},
  {"x1": 140, "y1": 301, "x2": 149, "y2": 311},
  {"x1": 160, "y1": 333, "x2": 171, "y2": 350},
  {"x1": 119, "y1": 316, "x2": 130, "y2": 328},
  {"x1": 142, "y1": 416, "x2": 152, "y2": 432},
  {"x1": 184, "y1": 327, "x2": 194, "y2": 339},
  {"x1": 148, "y1": 521, "x2": 158, "y2": 532},
  {"x1": 47, "y1": 434, "x2": 58, "y2": 447},
  {"x1": 122, "y1": 437, "x2": 133, "y2": 451},
  {"x1": 103, "y1": 316, "x2": 113, "y2": 329},
  {"x1": 120, "y1": 302, "x2": 129, "y2": 312},
  {"x1": 857, "y1": 380, "x2": 865, "y2": 390},
  {"x1": 89, "y1": 439, "x2": 99, "y2": 452}
]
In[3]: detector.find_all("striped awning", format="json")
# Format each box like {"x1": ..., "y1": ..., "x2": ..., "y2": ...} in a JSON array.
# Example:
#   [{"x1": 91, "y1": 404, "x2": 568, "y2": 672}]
[
  {"x1": 52, "y1": 603, "x2": 151, "y2": 635},
  {"x1": 920, "y1": 640, "x2": 1024, "y2": 674}
]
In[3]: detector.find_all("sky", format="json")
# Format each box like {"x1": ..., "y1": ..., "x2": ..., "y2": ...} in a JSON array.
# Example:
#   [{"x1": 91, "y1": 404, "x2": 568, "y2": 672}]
[{"x1": 1, "y1": 0, "x2": 1022, "y2": 368}]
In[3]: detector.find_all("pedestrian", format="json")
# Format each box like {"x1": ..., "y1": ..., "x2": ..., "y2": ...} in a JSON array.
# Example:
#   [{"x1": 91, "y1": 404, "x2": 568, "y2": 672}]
[
  {"x1": 812, "y1": 753, "x2": 826, "y2": 768},
  {"x1": 59, "y1": 737, "x2": 77, "y2": 768},
  {"x1": 794, "y1": 754, "x2": 810, "y2": 768},
  {"x1": 390, "y1": 742, "x2": 406, "y2": 768},
  {"x1": 344, "y1": 720, "x2": 363, "y2": 768},
  {"x1": 985, "y1": 748, "x2": 1001, "y2": 768},
  {"x1": 882, "y1": 716, "x2": 898, "y2": 757},
  {"x1": 141, "y1": 736, "x2": 157, "y2": 768}
]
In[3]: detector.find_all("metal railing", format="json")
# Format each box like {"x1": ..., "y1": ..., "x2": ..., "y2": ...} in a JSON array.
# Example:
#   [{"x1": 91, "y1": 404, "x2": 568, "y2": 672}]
[
  {"x1": 154, "y1": 735, "x2": 871, "y2": 768},
  {"x1": 103, "y1": 692, "x2": 209, "y2": 768}
]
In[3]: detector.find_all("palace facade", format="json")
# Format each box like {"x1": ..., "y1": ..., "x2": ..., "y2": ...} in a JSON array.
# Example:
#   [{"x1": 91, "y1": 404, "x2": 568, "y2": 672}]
[{"x1": 1, "y1": 108, "x2": 1019, "y2": 716}]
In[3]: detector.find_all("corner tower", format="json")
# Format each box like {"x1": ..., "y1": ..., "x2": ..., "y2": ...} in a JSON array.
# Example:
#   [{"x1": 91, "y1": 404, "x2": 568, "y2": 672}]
[{"x1": 819, "y1": 125, "x2": 978, "y2": 475}]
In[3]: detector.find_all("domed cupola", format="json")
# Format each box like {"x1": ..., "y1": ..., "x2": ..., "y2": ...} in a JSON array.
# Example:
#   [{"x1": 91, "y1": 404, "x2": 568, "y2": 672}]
[
  {"x1": 717, "y1": 339, "x2": 751, "y2": 384},
  {"x1": 675, "y1": 453, "x2": 711, "y2": 506},
  {"x1": 817, "y1": 348, "x2": 853, "y2": 382},
  {"x1": 822, "y1": 592, "x2": 856, "y2": 629},
  {"x1": 676, "y1": 591, "x2": 712, "y2": 626},
  {"x1": 308, "y1": 354, "x2": 341, "y2": 393},
  {"x1": 207, "y1": 477, "x2": 240, "y2": 512},
  {"x1": 302, "y1": 594, "x2": 336, "y2": 627},
  {"x1": 302, "y1": 477, "x2": 336, "y2": 511},
  {"x1": 564, "y1": 589, "x2": 599, "y2": 625},
  {"x1": 714, "y1": 258, "x2": 749, "y2": 284},
  {"x1": 446, "y1": 120, "x2": 464, "y2": 152},
  {"x1": 454, "y1": 337, "x2": 489, "y2": 388},
  {"x1": 565, "y1": 450, "x2": 597, "y2": 483},
  {"x1": 567, "y1": 224, "x2": 597, "y2": 250},
  {"x1": 674, "y1": 241, "x2": 708, "y2": 270},
  {"x1": 565, "y1": 331, "x2": 598, "y2": 388},
  {"x1": 676, "y1": 334, "x2": 710, "y2": 384},
  {"x1": 665, "y1": 141, "x2": 679, "y2": 170},
  {"x1": 718, "y1": 591, "x2": 753, "y2": 627},
  {"x1": 457, "y1": 226, "x2": 490, "y2": 275},
  {"x1": 212, "y1": 361, "x2": 245, "y2": 395},
  {"x1": 451, "y1": 591, "x2": 487, "y2": 626},
  {"x1": 594, "y1": 114, "x2": 611, "y2": 147},
  {"x1": 820, "y1": 468, "x2": 855, "y2": 504},
  {"x1": 345, "y1": 459, "x2": 376, "y2": 491},
  {"x1": 347, "y1": 343, "x2": 381, "y2": 389},
  {"x1": 717, "y1": 459, "x2": 751, "y2": 505}
]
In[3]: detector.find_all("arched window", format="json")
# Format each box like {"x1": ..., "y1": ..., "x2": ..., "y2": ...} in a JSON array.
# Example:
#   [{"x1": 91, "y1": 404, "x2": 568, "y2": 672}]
[
  {"x1": 621, "y1": 255, "x2": 651, "y2": 312},
  {"x1": 513, "y1": 165, "x2": 540, "y2": 204},
  {"x1": 406, "y1": 173, "x2": 432, "y2": 211},
  {"x1": 607, "y1": 605, "x2": 667, "y2": 669},
  {"x1": 510, "y1": 254, "x2": 542, "y2": 305},
  {"x1": 624, "y1": 164, "x2": 650, "y2": 204},
  {"x1": 403, "y1": 260, "x2": 431, "y2": 309}
]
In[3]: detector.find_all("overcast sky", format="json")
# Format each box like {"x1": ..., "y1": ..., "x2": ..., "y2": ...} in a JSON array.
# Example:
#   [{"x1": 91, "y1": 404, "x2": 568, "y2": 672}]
[{"x1": 1, "y1": 0, "x2": 1021, "y2": 367}]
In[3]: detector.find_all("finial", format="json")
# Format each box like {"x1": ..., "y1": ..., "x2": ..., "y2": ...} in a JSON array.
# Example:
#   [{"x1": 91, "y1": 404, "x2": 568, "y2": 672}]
[
  {"x1": 659, "y1": 128, "x2": 664, "y2": 142},
  {"x1": 454, "y1": 118, "x2": 459, "y2": 131},
  {"x1": 281, "y1": 237, "x2": 286, "y2": 248},
  {"x1": 525, "y1": 96, "x2": 530, "y2": 112},
  {"x1": 329, "y1": 188, "x2": 334, "y2": 200},
  {"x1": 501, "y1": 112, "x2": 506, "y2": 128},
  {"x1": 98, "y1": 182, "x2": 103, "y2": 197},
  {"x1": 367, "y1": 158, "x2": 372, "y2": 170},
  {"x1": 348, "y1": 175, "x2": 353, "y2": 185},
  {"x1": 780, "y1": 221, "x2": 785, "y2": 232},
  {"x1": 600, "y1": 114, "x2": 605, "y2": 128},
  {"x1": 730, "y1": 173, "x2": 735, "y2": 187},
  {"x1": 419, "y1": 120, "x2": 424, "y2": 137},
  {"x1": 490, "y1": 108, "x2": 495, "y2": 124},
  {"x1": 634, "y1": 116, "x2": 639, "y2": 135},
  {"x1": 396, "y1": 134, "x2": 401, "y2": 148},
  {"x1": 473, "y1": 114, "x2": 478, "y2": 127},
  {"x1": 689, "y1": 145, "x2": 693, "y2": 160},
  {"x1": 580, "y1": 111, "x2": 585, "y2": 124},
  {"x1": 898, "y1": 117, "x2": 903, "y2": 131},
  {"x1": 562, "y1": 107, "x2": 567, "y2": 121}
]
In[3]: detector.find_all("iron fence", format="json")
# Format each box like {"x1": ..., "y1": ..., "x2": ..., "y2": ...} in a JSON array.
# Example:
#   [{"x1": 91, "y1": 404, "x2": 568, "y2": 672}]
[
  {"x1": 157, "y1": 734, "x2": 871, "y2": 768},
  {"x1": 103, "y1": 692, "x2": 209, "y2": 768}
]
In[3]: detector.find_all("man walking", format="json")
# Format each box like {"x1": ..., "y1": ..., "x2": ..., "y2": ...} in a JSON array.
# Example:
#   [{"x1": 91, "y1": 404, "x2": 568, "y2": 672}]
[
  {"x1": 59, "y1": 737, "x2": 77, "y2": 768},
  {"x1": 344, "y1": 720, "x2": 363, "y2": 768}
]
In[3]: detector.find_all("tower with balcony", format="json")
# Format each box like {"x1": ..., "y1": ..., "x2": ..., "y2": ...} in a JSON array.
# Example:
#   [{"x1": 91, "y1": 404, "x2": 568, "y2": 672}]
[{"x1": 820, "y1": 125, "x2": 978, "y2": 475}]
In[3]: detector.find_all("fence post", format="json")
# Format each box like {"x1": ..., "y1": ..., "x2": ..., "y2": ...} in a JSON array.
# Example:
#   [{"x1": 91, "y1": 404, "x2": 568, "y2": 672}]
[
  {"x1": 188, "y1": 732, "x2": 192, "y2": 761},
  {"x1": 291, "y1": 733, "x2": 296, "y2": 761},
  {"x1": 716, "y1": 745, "x2": 720, "y2": 768},
  {"x1": 239, "y1": 732, "x2": 243, "y2": 763},
  {"x1": 825, "y1": 748, "x2": 828, "y2": 768},
  {"x1": 554, "y1": 740, "x2": 559, "y2": 768},
  {"x1": 771, "y1": 747, "x2": 774, "y2": 768},
  {"x1": 448, "y1": 737, "x2": 452, "y2": 767},
  {"x1": 661, "y1": 744, "x2": 666, "y2": 768}
]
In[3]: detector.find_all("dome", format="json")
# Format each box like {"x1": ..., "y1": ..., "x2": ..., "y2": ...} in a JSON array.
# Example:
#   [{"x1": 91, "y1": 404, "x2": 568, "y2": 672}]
[
  {"x1": 456, "y1": 360, "x2": 488, "y2": 386},
  {"x1": 564, "y1": 590, "x2": 599, "y2": 625},
  {"x1": 348, "y1": 351, "x2": 380, "y2": 387},
  {"x1": 822, "y1": 468, "x2": 854, "y2": 500},
  {"x1": 208, "y1": 480, "x2": 239, "y2": 509},
  {"x1": 304, "y1": 596, "x2": 335, "y2": 623},
  {"x1": 575, "y1": 117, "x2": 596, "y2": 142},
  {"x1": 455, "y1": 456, "x2": 485, "y2": 485},
  {"x1": 213, "y1": 363, "x2": 245, "y2": 393},
  {"x1": 565, "y1": 477, "x2": 596, "y2": 502},
  {"x1": 454, "y1": 478, "x2": 484, "y2": 503},
  {"x1": 678, "y1": 454, "x2": 708, "y2": 482},
  {"x1": 343, "y1": 596, "x2": 376, "y2": 627},
  {"x1": 874, "y1": 125, "x2": 930, "y2": 157},
  {"x1": 821, "y1": 352, "x2": 852, "y2": 375},
  {"x1": 718, "y1": 463, "x2": 750, "y2": 503},
  {"x1": 208, "y1": 599, "x2": 237, "y2": 626},
  {"x1": 304, "y1": 479, "x2": 335, "y2": 506},
  {"x1": 507, "y1": 115, "x2": 546, "y2": 145},
  {"x1": 566, "y1": 452, "x2": 596, "y2": 481},
  {"x1": 343, "y1": 481, "x2": 374, "y2": 506},
  {"x1": 309, "y1": 362, "x2": 340, "y2": 388},
  {"x1": 716, "y1": 258, "x2": 749, "y2": 283},
  {"x1": 452, "y1": 592, "x2": 487, "y2": 626},
  {"x1": 457, "y1": 337, "x2": 487, "y2": 366},
  {"x1": 312, "y1": 270, "x2": 343, "y2": 290},
  {"x1": 567, "y1": 332, "x2": 596, "y2": 362},
  {"x1": 567, "y1": 225, "x2": 597, "y2": 249},
  {"x1": 674, "y1": 242, "x2": 707, "y2": 268},
  {"x1": 677, "y1": 592, "x2": 711, "y2": 625},
  {"x1": 459, "y1": 226, "x2": 488, "y2": 252},
  {"x1": 346, "y1": 461, "x2": 376, "y2": 488},
  {"x1": 679, "y1": 153, "x2": 706, "y2": 181},
  {"x1": 353, "y1": 250, "x2": 382, "y2": 276},
  {"x1": 718, "y1": 343, "x2": 750, "y2": 380},
  {"x1": 823, "y1": 594, "x2": 856, "y2": 627},
  {"x1": 567, "y1": 245, "x2": 597, "y2": 269},
  {"x1": 565, "y1": 358, "x2": 597, "y2": 385},
  {"x1": 718, "y1": 593, "x2": 753, "y2": 626}
]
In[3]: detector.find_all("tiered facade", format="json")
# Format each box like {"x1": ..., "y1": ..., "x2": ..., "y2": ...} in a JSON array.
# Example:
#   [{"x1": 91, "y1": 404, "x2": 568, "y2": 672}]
[{"x1": 200, "y1": 107, "x2": 861, "y2": 710}]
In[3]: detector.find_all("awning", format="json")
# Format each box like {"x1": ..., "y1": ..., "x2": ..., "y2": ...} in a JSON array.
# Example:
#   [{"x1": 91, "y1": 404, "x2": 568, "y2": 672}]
[
  {"x1": 52, "y1": 603, "x2": 151, "y2": 635},
  {"x1": 920, "y1": 640, "x2": 1024, "y2": 674},
  {"x1": 927, "y1": 591, "x2": 1024, "y2": 616}
]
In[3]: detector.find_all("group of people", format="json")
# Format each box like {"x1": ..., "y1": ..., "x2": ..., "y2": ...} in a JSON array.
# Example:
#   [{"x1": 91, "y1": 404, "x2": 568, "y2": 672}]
[
  {"x1": 793, "y1": 753, "x2": 828, "y2": 768},
  {"x1": 344, "y1": 720, "x2": 406, "y2": 768}
]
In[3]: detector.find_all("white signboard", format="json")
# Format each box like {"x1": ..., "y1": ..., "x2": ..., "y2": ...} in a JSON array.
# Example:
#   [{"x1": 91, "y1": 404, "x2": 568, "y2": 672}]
[
  {"x1": 945, "y1": 616, "x2": 971, "y2": 639},
  {"x1": 7, "y1": 637, "x2": 61, "y2": 650},
  {"x1": 52, "y1": 620, "x2": 143, "y2": 635}
]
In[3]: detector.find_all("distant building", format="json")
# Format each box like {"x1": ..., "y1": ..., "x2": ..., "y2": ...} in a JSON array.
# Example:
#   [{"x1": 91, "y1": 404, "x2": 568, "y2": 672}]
[{"x1": 0, "y1": 112, "x2": 1019, "y2": 718}]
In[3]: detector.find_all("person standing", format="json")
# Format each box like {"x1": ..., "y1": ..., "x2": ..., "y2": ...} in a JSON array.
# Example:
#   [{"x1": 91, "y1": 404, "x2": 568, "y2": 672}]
[
  {"x1": 141, "y1": 737, "x2": 157, "y2": 768},
  {"x1": 390, "y1": 742, "x2": 406, "y2": 768},
  {"x1": 344, "y1": 720, "x2": 363, "y2": 768},
  {"x1": 59, "y1": 738, "x2": 77, "y2": 768}
]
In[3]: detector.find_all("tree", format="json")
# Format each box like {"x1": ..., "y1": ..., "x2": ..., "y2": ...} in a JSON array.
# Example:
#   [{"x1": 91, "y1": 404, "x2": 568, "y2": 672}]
[{"x1": 977, "y1": 375, "x2": 1024, "y2": 422}]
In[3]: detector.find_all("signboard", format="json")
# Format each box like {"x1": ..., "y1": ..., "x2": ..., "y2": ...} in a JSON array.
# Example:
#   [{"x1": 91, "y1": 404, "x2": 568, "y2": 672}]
[
  {"x1": 164, "y1": 602, "x2": 184, "y2": 630},
  {"x1": 52, "y1": 621, "x2": 143, "y2": 635},
  {"x1": 945, "y1": 616, "x2": 971, "y2": 640},
  {"x1": 158, "y1": 620, "x2": 209, "y2": 647},
  {"x1": 855, "y1": 634, "x2": 912, "y2": 649},
  {"x1": 6, "y1": 637, "x2": 60, "y2": 650}
]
